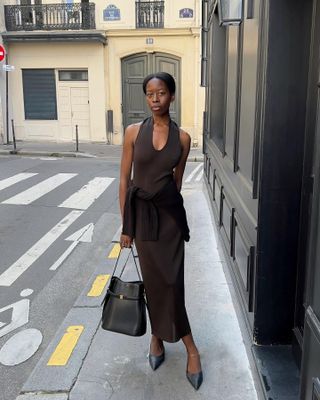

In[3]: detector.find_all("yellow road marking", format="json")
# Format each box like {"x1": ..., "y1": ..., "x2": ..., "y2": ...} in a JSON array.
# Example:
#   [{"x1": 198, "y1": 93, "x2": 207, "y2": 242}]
[
  {"x1": 87, "y1": 274, "x2": 110, "y2": 297},
  {"x1": 47, "y1": 325, "x2": 84, "y2": 366},
  {"x1": 108, "y1": 243, "x2": 121, "y2": 258}
]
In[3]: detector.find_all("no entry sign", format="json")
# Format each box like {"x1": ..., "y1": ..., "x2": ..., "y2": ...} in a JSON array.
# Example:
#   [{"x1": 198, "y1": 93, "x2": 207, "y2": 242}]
[{"x1": 0, "y1": 45, "x2": 5, "y2": 62}]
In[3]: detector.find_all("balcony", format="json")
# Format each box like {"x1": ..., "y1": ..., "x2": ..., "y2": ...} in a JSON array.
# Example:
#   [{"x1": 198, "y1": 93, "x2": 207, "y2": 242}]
[
  {"x1": 136, "y1": 1, "x2": 164, "y2": 29},
  {"x1": 4, "y1": 3, "x2": 96, "y2": 32}
]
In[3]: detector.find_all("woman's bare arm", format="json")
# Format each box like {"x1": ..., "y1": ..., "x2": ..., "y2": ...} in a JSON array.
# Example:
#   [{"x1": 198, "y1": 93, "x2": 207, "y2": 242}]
[
  {"x1": 174, "y1": 130, "x2": 191, "y2": 192},
  {"x1": 119, "y1": 123, "x2": 139, "y2": 247}
]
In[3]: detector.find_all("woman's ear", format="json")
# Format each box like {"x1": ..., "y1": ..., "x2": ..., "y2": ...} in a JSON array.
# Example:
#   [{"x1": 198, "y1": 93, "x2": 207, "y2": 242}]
[{"x1": 171, "y1": 94, "x2": 175, "y2": 102}]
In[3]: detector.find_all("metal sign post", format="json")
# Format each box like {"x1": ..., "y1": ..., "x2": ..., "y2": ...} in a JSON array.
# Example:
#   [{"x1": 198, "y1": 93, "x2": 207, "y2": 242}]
[
  {"x1": 0, "y1": 45, "x2": 7, "y2": 145},
  {"x1": 5, "y1": 55, "x2": 9, "y2": 144},
  {"x1": 2, "y1": 60, "x2": 15, "y2": 145}
]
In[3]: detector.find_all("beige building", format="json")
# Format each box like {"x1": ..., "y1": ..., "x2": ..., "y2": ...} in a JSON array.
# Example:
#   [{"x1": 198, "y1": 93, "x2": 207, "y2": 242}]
[{"x1": 0, "y1": 0, "x2": 204, "y2": 146}]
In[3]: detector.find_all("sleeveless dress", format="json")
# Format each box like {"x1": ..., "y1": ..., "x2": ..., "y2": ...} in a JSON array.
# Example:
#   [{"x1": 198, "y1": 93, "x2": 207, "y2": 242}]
[{"x1": 133, "y1": 117, "x2": 191, "y2": 343}]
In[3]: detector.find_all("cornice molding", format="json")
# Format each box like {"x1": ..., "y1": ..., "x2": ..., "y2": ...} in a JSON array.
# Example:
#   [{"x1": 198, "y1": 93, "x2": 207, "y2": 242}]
[
  {"x1": 106, "y1": 27, "x2": 200, "y2": 38},
  {"x1": 2, "y1": 30, "x2": 107, "y2": 44}
]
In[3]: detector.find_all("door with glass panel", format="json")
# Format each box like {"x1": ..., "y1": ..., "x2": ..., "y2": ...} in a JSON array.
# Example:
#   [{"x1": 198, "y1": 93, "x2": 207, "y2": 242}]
[{"x1": 58, "y1": 70, "x2": 90, "y2": 141}]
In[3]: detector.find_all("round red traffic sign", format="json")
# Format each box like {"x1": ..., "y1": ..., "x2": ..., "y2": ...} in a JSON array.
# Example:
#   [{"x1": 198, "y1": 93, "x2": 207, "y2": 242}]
[{"x1": 0, "y1": 45, "x2": 6, "y2": 62}]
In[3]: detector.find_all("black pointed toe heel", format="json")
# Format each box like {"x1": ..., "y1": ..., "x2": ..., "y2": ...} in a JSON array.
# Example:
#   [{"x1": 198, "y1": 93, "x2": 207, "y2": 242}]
[
  {"x1": 148, "y1": 349, "x2": 165, "y2": 371},
  {"x1": 186, "y1": 370, "x2": 203, "y2": 390},
  {"x1": 186, "y1": 353, "x2": 203, "y2": 390}
]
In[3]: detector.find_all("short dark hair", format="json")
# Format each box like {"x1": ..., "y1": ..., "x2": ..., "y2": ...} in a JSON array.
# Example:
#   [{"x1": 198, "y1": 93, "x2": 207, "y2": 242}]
[{"x1": 142, "y1": 72, "x2": 176, "y2": 95}]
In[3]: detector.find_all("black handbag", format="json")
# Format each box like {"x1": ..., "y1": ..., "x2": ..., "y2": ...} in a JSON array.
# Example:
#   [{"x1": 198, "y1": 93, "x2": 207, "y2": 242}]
[{"x1": 101, "y1": 246, "x2": 147, "y2": 336}]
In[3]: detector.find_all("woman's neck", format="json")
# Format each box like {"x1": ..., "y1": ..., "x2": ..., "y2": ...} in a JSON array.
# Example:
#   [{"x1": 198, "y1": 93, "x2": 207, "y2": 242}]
[{"x1": 152, "y1": 114, "x2": 170, "y2": 126}]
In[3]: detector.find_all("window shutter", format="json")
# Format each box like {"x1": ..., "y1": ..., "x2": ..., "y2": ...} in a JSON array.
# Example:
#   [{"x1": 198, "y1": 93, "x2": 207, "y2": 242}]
[{"x1": 22, "y1": 69, "x2": 57, "y2": 120}]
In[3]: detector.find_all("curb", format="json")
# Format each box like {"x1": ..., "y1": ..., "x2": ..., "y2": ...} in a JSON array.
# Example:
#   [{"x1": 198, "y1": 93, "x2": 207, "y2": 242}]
[
  {"x1": 0, "y1": 150, "x2": 97, "y2": 159},
  {"x1": 0, "y1": 149, "x2": 204, "y2": 162}
]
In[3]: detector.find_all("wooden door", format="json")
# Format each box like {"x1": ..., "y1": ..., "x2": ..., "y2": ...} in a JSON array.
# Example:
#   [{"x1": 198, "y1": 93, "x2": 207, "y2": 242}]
[
  {"x1": 294, "y1": 0, "x2": 320, "y2": 364},
  {"x1": 122, "y1": 52, "x2": 181, "y2": 129},
  {"x1": 58, "y1": 85, "x2": 90, "y2": 141},
  {"x1": 300, "y1": 1, "x2": 320, "y2": 398}
]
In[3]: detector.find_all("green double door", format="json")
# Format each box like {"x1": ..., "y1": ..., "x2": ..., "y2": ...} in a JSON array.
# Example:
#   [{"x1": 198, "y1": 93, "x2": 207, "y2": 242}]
[{"x1": 121, "y1": 52, "x2": 181, "y2": 129}]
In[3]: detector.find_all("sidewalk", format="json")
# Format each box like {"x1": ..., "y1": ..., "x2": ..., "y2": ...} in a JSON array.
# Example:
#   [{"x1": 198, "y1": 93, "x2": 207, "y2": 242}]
[
  {"x1": 16, "y1": 184, "x2": 263, "y2": 400},
  {"x1": 0, "y1": 141, "x2": 204, "y2": 162}
]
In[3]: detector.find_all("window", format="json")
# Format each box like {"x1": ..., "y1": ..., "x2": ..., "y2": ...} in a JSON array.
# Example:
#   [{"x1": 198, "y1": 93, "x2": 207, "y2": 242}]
[
  {"x1": 22, "y1": 69, "x2": 57, "y2": 120},
  {"x1": 208, "y1": 11, "x2": 227, "y2": 152},
  {"x1": 136, "y1": 1, "x2": 164, "y2": 29},
  {"x1": 58, "y1": 70, "x2": 88, "y2": 81}
]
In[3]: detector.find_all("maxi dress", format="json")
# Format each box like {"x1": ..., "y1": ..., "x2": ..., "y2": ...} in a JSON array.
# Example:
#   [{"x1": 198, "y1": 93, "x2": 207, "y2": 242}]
[{"x1": 133, "y1": 117, "x2": 191, "y2": 343}]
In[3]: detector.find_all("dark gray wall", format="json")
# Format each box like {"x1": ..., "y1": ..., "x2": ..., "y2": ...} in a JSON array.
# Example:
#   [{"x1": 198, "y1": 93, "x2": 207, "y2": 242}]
[{"x1": 255, "y1": 0, "x2": 312, "y2": 343}]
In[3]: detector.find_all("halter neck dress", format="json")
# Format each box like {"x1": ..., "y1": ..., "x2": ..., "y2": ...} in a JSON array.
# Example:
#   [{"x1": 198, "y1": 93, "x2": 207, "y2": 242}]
[{"x1": 132, "y1": 117, "x2": 191, "y2": 342}]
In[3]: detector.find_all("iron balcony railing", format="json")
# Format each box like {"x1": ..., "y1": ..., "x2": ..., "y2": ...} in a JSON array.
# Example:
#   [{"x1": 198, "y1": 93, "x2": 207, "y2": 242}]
[
  {"x1": 4, "y1": 2, "x2": 96, "y2": 32},
  {"x1": 136, "y1": 1, "x2": 164, "y2": 29}
]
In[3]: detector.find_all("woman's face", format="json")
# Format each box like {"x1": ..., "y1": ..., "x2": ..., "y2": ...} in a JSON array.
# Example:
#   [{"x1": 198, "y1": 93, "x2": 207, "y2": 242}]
[{"x1": 145, "y1": 78, "x2": 174, "y2": 116}]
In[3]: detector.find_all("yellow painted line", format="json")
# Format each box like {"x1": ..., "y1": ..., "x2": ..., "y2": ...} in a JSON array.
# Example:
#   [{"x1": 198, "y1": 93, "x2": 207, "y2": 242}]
[
  {"x1": 47, "y1": 325, "x2": 84, "y2": 366},
  {"x1": 108, "y1": 243, "x2": 121, "y2": 258},
  {"x1": 87, "y1": 274, "x2": 110, "y2": 297}
]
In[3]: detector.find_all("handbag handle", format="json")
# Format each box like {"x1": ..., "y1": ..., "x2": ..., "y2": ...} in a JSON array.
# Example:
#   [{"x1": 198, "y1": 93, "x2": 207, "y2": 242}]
[{"x1": 111, "y1": 243, "x2": 142, "y2": 281}]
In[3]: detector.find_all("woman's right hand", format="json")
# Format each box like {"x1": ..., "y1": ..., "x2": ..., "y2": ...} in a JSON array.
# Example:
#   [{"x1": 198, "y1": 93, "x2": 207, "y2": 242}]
[{"x1": 120, "y1": 233, "x2": 133, "y2": 248}]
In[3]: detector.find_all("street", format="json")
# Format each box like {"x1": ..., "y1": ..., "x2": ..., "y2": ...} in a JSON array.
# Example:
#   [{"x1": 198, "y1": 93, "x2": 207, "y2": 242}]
[{"x1": 0, "y1": 155, "x2": 203, "y2": 400}]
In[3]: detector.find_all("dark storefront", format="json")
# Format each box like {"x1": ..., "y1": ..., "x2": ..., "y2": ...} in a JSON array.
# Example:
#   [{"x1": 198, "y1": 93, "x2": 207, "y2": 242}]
[{"x1": 202, "y1": 0, "x2": 320, "y2": 398}]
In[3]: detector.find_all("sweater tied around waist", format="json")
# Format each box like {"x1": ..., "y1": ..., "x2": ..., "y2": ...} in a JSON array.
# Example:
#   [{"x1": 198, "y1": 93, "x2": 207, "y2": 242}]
[{"x1": 122, "y1": 179, "x2": 190, "y2": 242}]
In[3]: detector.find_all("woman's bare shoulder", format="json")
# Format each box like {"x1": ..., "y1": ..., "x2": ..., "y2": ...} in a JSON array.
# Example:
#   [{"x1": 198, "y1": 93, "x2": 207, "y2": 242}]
[
  {"x1": 179, "y1": 128, "x2": 191, "y2": 147},
  {"x1": 125, "y1": 122, "x2": 143, "y2": 143}
]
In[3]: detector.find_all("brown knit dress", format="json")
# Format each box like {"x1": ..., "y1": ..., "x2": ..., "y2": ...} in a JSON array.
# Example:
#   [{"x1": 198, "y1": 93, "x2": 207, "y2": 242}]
[{"x1": 133, "y1": 117, "x2": 191, "y2": 343}]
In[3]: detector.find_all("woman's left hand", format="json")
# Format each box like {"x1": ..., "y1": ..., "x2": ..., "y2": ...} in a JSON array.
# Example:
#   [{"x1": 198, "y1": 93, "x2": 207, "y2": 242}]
[{"x1": 120, "y1": 233, "x2": 133, "y2": 248}]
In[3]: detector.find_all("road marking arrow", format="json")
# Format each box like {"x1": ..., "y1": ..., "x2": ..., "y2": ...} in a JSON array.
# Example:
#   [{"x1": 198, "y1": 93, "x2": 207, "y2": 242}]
[
  {"x1": 65, "y1": 223, "x2": 94, "y2": 243},
  {"x1": 49, "y1": 223, "x2": 94, "y2": 271},
  {"x1": 0, "y1": 210, "x2": 83, "y2": 286}
]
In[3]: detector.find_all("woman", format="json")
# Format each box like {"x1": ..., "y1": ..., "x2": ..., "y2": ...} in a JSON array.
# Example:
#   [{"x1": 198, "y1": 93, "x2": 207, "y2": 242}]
[{"x1": 119, "y1": 72, "x2": 203, "y2": 390}]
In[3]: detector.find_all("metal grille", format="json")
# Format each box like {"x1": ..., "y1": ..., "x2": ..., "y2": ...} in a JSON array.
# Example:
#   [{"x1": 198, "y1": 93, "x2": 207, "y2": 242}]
[
  {"x1": 136, "y1": 1, "x2": 164, "y2": 29},
  {"x1": 5, "y1": 3, "x2": 95, "y2": 31}
]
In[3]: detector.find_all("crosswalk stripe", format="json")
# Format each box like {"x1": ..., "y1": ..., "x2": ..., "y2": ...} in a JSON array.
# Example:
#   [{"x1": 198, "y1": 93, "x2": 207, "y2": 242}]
[
  {"x1": 2, "y1": 173, "x2": 77, "y2": 205},
  {"x1": 0, "y1": 173, "x2": 38, "y2": 191},
  {"x1": 58, "y1": 177, "x2": 115, "y2": 210},
  {"x1": 0, "y1": 210, "x2": 83, "y2": 286},
  {"x1": 195, "y1": 169, "x2": 204, "y2": 182},
  {"x1": 185, "y1": 163, "x2": 202, "y2": 183}
]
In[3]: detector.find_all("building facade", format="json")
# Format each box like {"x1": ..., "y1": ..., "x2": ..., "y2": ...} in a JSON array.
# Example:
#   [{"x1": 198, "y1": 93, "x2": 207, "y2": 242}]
[
  {"x1": 202, "y1": 0, "x2": 320, "y2": 398},
  {"x1": 0, "y1": 0, "x2": 204, "y2": 145}
]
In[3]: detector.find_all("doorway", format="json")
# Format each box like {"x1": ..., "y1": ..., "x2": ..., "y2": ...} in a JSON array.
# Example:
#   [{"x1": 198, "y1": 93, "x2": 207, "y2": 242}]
[
  {"x1": 121, "y1": 52, "x2": 181, "y2": 128},
  {"x1": 58, "y1": 86, "x2": 90, "y2": 141}
]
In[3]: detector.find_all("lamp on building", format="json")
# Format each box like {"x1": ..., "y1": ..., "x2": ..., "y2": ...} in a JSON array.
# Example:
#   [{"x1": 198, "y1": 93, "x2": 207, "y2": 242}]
[{"x1": 218, "y1": 0, "x2": 243, "y2": 26}]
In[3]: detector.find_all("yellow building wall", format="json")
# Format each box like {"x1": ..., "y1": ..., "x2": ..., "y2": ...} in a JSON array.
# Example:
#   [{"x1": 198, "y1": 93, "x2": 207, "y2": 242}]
[
  {"x1": 105, "y1": 28, "x2": 204, "y2": 146},
  {"x1": 8, "y1": 41, "x2": 106, "y2": 142},
  {"x1": 1, "y1": 0, "x2": 204, "y2": 146},
  {"x1": 95, "y1": 0, "x2": 200, "y2": 30}
]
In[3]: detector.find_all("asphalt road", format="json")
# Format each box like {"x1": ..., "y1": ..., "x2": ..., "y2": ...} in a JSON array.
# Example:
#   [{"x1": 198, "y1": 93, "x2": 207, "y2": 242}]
[{"x1": 0, "y1": 155, "x2": 203, "y2": 400}]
